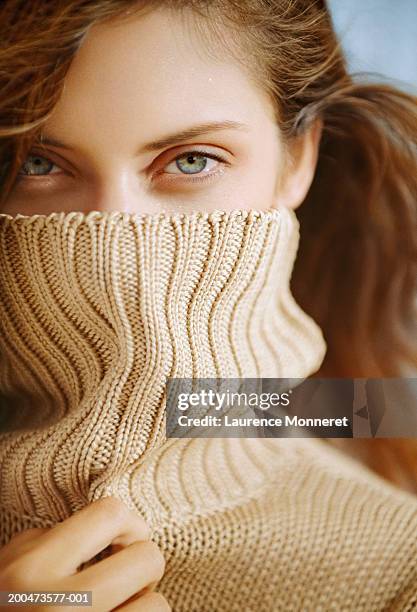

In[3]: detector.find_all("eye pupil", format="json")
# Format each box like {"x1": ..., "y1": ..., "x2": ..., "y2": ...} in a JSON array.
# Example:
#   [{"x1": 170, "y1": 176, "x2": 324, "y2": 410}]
[
  {"x1": 21, "y1": 154, "x2": 54, "y2": 176},
  {"x1": 176, "y1": 153, "x2": 207, "y2": 175}
]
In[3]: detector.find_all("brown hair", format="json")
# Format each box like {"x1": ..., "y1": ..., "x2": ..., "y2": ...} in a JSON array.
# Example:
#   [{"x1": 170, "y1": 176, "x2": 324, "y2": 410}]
[{"x1": 1, "y1": 0, "x2": 417, "y2": 493}]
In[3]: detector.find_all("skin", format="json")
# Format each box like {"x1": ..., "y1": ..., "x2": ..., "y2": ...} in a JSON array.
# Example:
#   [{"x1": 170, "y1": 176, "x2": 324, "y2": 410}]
[
  {"x1": 0, "y1": 496, "x2": 170, "y2": 611},
  {"x1": 0, "y1": 7, "x2": 322, "y2": 610},
  {"x1": 3, "y1": 6, "x2": 322, "y2": 217}
]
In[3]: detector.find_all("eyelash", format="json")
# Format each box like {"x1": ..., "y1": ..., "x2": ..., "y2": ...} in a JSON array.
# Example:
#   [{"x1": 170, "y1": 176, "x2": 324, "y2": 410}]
[
  {"x1": 158, "y1": 149, "x2": 228, "y2": 184},
  {"x1": 17, "y1": 148, "x2": 229, "y2": 186}
]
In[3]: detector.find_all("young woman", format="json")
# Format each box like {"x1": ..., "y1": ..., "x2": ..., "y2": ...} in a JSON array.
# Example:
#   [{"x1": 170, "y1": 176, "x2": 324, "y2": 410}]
[{"x1": 0, "y1": 1, "x2": 416, "y2": 610}]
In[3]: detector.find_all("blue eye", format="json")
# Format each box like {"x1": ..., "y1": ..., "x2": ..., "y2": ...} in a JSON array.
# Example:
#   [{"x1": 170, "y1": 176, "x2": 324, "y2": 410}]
[
  {"x1": 170, "y1": 152, "x2": 209, "y2": 174},
  {"x1": 18, "y1": 154, "x2": 59, "y2": 176},
  {"x1": 15, "y1": 148, "x2": 229, "y2": 189},
  {"x1": 164, "y1": 150, "x2": 226, "y2": 178}
]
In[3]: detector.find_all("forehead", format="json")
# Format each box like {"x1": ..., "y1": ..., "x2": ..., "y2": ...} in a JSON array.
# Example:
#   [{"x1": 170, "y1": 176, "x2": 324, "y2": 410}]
[{"x1": 45, "y1": 6, "x2": 276, "y2": 144}]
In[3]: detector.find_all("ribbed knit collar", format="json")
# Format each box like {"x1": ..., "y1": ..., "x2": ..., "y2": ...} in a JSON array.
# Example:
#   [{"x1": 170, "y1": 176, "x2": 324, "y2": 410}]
[{"x1": 0, "y1": 205, "x2": 326, "y2": 503}]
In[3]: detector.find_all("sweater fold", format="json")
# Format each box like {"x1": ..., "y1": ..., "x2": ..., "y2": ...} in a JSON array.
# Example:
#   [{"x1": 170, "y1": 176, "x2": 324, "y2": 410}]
[{"x1": 0, "y1": 206, "x2": 416, "y2": 610}]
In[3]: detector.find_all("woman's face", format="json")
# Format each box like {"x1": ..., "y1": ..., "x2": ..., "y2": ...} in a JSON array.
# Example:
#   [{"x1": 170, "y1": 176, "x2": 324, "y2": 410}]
[{"x1": 3, "y1": 7, "x2": 321, "y2": 216}]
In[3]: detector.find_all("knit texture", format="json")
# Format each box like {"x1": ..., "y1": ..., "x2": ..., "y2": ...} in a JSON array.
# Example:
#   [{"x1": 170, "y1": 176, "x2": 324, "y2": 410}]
[{"x1": 0, "y1": 206, "x2": 416, "y2": 611}]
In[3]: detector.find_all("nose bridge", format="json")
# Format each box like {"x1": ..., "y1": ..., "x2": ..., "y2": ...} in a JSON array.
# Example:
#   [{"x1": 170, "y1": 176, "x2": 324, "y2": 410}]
[{"x1": 88, "y1": 167, "x2": 152, "y2": 214}]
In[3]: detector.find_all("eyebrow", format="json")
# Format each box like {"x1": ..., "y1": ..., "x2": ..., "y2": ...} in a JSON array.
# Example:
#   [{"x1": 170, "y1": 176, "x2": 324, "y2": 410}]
[{"x1": 36, "y1": 120, "x2": 250, "y2": 154}]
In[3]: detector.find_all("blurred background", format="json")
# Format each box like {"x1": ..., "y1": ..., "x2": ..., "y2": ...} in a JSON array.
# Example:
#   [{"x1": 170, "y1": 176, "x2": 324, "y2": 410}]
[{"x1": 328, "y1": 0, "x2": 417, "y2": 93}]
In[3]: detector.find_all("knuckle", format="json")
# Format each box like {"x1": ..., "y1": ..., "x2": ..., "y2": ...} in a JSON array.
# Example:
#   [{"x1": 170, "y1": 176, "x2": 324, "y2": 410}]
[
  {"x1": 135, "y1": 540, "x2": 165, "y2": 580},
  {"x1": 136, "y1": 515, "x2": 151, "y2": 540},
  {"x1": 138, "y1": 540, "x2": 166, "y2": 578},
  {"x1": 91, "y1": 497, "x2": 151, "y2": 546}
]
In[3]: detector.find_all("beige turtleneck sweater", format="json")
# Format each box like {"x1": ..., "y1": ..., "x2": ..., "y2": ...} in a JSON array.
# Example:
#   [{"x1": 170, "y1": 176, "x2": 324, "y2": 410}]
[{"x1": 0, "y1": 206, "x2": 416, "y2": 611}]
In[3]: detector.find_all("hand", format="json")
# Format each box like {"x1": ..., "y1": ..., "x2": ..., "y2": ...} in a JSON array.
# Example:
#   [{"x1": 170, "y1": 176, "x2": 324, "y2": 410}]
[{"x1": 0, "y1": 496, "x2": 170, "y2": 611}]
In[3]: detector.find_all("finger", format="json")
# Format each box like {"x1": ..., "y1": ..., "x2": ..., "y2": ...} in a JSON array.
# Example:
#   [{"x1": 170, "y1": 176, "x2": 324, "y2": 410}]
[
  {"x1": 111, "y1": 582, "x2": 157, "y2": 611},
  {"x1": 0, "y1": 528, "x2": 50, "y2": 564},
  {"x1": 115, "y1": 591, "x2": 171, "y2": 611},
  {"x1": 67, "y1": 540, "x2": 165, "y2": 612},
  {"x1": 112, "y1": 577, "x2": 158, "y2": 606},
  {"x1": 3, "y1": 527, "x2": 50, "y2": 547},
  {"x1": 29, "y1": 497, "x2": 150, "y2": 576}
]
